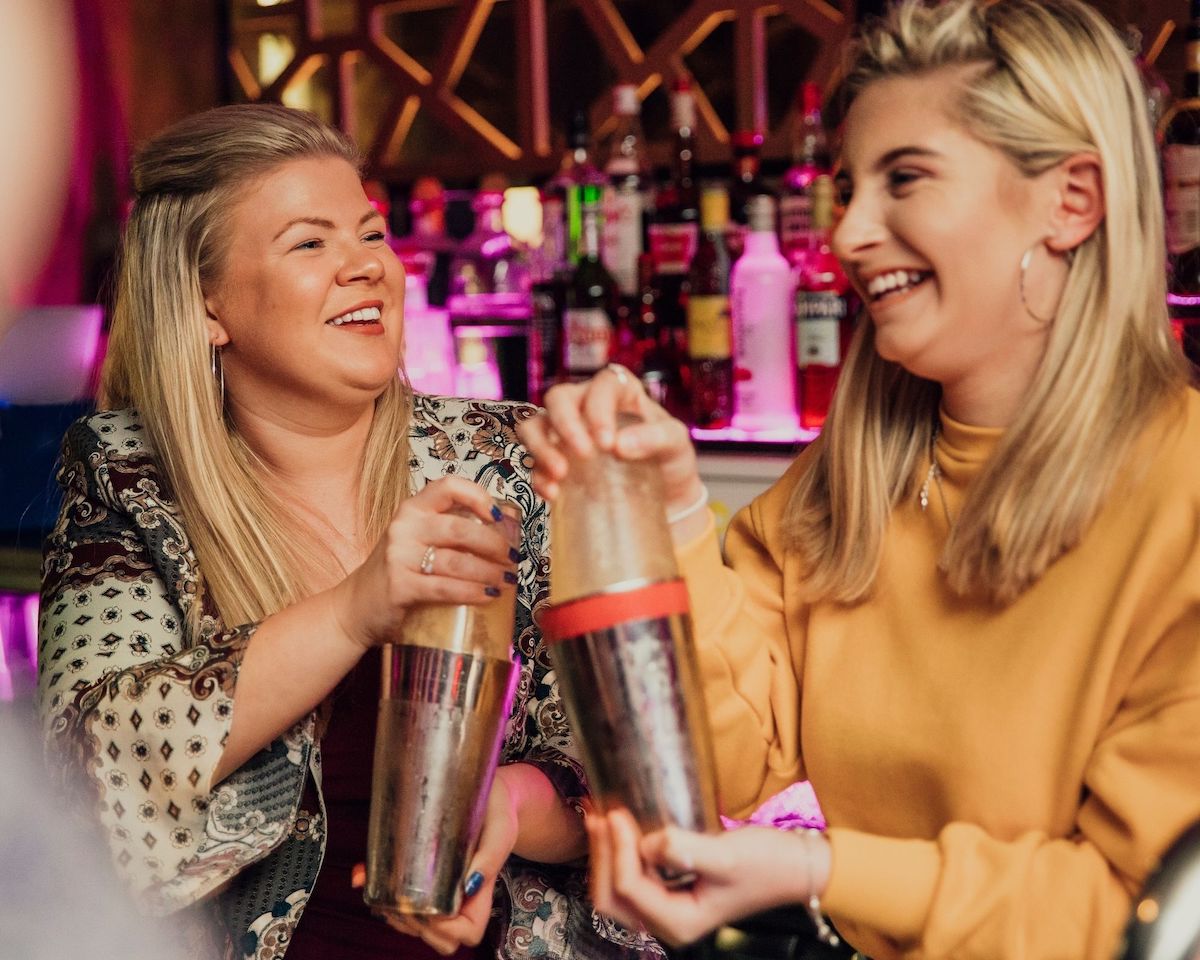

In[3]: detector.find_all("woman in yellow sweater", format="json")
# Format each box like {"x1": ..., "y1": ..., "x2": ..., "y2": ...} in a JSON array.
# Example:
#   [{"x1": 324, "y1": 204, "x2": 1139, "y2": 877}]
[{"x1": 518, "y1": 0, "x2": 1200, "y2": 956}]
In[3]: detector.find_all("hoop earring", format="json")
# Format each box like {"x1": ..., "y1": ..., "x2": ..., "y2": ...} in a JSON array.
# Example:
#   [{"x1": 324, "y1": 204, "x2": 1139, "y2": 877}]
[
  {"x1": 210, "y1": 344, "x2": 225, "y2": 408},
  {"x1": 1019, "y1": 242, "x2": 1070, "y2": 325}
]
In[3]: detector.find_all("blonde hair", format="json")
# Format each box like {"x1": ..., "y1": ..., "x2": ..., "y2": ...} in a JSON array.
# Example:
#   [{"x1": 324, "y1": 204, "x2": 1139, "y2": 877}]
[
  {"x1": 101, "y1": 104, "x2": 413, "y2": 635},
  {"x1": 788, "y1": 0, "x2": 1188, "y2": 605}
]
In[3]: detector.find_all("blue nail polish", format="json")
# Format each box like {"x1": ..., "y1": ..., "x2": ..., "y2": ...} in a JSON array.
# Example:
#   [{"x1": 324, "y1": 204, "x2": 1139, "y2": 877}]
[
  {"x1": 490, "y1": 504, "x2": 504, "y2": 522},
  {"x1": 503, "y1": 571, "x2": 518, "y2": 584},
  {"x1": 484, "y1": 585, "x2": 501, "y2": 598},
  {"x1": 508, "y1": 547, "x2": 521, "y2": 563},
  {"x1": 463, "y1": 870, "x2": 484, "y2": 897}
]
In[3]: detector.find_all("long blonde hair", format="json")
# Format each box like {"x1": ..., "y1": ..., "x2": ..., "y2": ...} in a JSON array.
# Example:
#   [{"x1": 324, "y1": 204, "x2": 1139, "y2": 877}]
[
  {"x1": 101, "y1": 104, "x2": 413, "y2": 635},
  {"x1": 787, "y1": 0, "x2": 1188, "y2": 605}
]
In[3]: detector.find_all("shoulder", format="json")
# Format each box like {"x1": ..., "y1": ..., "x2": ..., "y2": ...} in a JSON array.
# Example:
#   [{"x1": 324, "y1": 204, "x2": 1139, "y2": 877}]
[
  {"x1": 408, "y1": 393, "x2": 538, "y2": 486},
  {"x1": 1132, "y1": 388, "x2": 1200, "y2": 502},
  {"x1": 61, "y1": 408, "x2": 155, "y2": 464}
]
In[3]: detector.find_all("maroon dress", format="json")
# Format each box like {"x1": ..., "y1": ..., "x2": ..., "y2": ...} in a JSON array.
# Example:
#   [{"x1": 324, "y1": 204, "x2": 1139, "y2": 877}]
[{"x1": 285, "y1": 647, "x2": 481, "y2": 960}]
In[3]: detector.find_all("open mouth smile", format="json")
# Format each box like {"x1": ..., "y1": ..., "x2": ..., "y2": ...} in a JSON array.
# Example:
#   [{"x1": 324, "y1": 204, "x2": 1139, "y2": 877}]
[{"x1": 866, "y1": 270, "x2": 931, "y2": 304}]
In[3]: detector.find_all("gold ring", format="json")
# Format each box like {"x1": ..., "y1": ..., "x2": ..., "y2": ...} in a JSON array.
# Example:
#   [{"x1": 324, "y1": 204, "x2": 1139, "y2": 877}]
[{"x1": 419, "y1": 545, "x2": 436, "y2": 576}]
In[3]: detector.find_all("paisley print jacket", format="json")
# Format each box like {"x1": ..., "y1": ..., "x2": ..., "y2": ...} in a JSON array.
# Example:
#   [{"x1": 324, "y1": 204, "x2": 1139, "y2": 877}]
[{"x1": 38, "y1": 394, "x2": 663, "y2": 960}]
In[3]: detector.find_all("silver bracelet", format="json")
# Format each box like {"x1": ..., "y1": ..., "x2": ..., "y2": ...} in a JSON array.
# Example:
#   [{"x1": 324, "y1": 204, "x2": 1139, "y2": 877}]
[
  {"x1": 802, "y1": 828, "x2": 840, "y2": 947},
  {"x1": 666, "y1": 485, "x2": 710, "y2": 525}
]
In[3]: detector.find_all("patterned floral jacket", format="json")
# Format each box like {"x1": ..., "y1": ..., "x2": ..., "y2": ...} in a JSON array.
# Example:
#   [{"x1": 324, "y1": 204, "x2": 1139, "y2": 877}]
[{"x1": 38, "y1": 395, "x2": 662, "y2": 960}]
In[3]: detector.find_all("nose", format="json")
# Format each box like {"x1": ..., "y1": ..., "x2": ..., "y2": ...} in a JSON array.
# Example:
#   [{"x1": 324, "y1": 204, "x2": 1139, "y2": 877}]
[
  {"x1": 337, "y1": 239, "x2": 387, "y2": 285},
  {"x1": 831, "y1": 190, "x2": 887, "y2": 266}
]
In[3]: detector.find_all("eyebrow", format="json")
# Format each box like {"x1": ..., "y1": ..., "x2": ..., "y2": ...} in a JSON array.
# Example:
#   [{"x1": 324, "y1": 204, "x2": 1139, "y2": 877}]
[{"x1": 272, "y1": 209, "x2": 382, "y2": 242}]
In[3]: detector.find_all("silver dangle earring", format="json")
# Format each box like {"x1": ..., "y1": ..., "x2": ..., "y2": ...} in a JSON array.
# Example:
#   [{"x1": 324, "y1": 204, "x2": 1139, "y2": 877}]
[
  {"x1": 1018, "y1": 242, "x2": 1066, "y2": 325},
  {"x1": 210, "y1": 343, "x2": 225, "y2": 408}
]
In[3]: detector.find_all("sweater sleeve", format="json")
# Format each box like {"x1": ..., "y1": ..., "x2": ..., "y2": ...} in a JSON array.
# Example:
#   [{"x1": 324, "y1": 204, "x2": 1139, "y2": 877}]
[
  {"x1": 675, "y1": 460, "x2": 810, "y2": 819},
  {"x1": 38, "y1": 414, "x2": 311, "y2": 915},
  {"x1": 822, "y1": 605, "x2": 1200, "y2": 959}
]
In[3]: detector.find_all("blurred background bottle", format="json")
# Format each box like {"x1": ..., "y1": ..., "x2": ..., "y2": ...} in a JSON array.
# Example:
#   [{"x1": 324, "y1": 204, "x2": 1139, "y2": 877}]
[
  {"x1": 563, "y1": 182, "x2": 617, "y2": 382},
  {"x1": 687, "y1": 187, "x2": 733, "y2": 429},
  {"x1": 779, "y1": 82, "x2": 831, "y2": 266},
  {"x1": 794, "y1": 175, "x2": 850, "y2": 430},
  {"x1": 649, "y1": 76, "x2": 701, "y2": 352},
  {"x1": 602, "y1": 84, "x2": 653, "y2": 306},
  {"x1": 727, "y1": 130, "x2": 771, "y2": 262},
  {"x1": 731, "y1": 195, "x2": 798, "y2": 433}
]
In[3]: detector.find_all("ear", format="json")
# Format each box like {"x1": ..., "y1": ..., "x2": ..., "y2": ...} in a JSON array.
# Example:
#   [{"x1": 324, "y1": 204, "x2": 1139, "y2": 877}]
[
  {"x1": 204, "y1": 295, "x2": 231, "y2": 348},
  {"x1": 1045, "y1": 152, "x2": 1104, "y2": 254}
]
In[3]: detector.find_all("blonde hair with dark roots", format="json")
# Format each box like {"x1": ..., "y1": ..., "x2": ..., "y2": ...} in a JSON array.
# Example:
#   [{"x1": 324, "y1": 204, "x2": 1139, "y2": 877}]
[
  {"x1": 101, "y1": 103, "x2": 413, "y2": 635},
  {"x1": 786, "y1": 0, "x2": 1188, "y2": 605}
]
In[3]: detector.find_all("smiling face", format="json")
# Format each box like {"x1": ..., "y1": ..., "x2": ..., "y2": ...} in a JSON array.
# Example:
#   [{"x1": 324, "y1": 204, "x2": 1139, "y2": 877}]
[
  {"x1": 204, "y1": 155, "x2": 405, "y2": 421},
  {"x1": 832, "y1": 68, "x2": 1060, "y2": 411}
]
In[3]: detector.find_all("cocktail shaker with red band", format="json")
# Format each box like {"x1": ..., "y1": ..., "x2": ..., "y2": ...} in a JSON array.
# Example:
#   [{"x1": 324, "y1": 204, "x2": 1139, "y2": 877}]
[{"x1": 541, "y1": 420, "x2": 719, "y2": 857}]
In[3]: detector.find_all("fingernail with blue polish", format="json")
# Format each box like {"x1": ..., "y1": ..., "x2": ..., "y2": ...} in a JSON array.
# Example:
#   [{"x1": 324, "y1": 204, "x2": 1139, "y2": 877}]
[
  {"x1": 490, "y1": 505, "x2": 504, "y2": 522},
  {"x1": 508, "y1": 547, "x2": 521, "y2": 563},
  {"x1": 463, "y1": 871, "x2": 484, "y2": 897},
  {"x1": 484, "y1": 586, "x2": 501, "y2": 598},
  {"x1": 503, "y1": 571, "x2": 518, "y2": 584}
]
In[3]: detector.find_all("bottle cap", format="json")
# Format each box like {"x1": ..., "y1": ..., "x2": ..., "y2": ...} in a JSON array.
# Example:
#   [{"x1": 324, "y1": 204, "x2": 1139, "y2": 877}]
[
  {"x1": 746, "y1": 194, "x2": 776, "y2": 233},
  {"x1": 699, "y1": 187, "x2": 730, "y2": 230},
  {"x1": 567, "y1": 107, "x2": 590, "y2": 150},
  {"x1": 731, "y1": 130, "x2": 764, "y2": 152},
  {"x1": 612, "y1": 84, "x2": 640, "y2": 116},
  {"x1": 799, "y1": 80, "x2": 823, "y2": 117}
]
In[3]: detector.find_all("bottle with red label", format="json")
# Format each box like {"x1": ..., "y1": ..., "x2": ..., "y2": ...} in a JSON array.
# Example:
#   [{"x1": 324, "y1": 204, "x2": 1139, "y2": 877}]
[
  {"x1": 795, "y1": 175, "x2": 851, "y2": 429},
  {"x1": 649, "y1": 76, "x2": 701, "y2": 344},
  {"x1": 687, "y1": 187, "x2": 733, "y2": 428},
  {"x1": 563, "y1": 182, "x2": 618, "y2": 381},
  {"x1": 779, "y1": 82, "x2": 832, "y2": 267}
]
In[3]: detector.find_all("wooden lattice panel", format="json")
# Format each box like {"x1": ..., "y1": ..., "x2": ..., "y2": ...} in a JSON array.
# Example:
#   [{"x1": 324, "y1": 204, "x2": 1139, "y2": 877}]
[{"x1": 228, "y1": 0, "x2": 857, "y2": 180}]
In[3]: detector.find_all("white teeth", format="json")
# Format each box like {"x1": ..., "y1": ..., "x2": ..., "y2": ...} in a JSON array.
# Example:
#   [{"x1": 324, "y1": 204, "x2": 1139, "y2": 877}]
[
  {"x1": 328, "y1": 306, "x2": 383, "y2": 325},
  {"x1": 866, "y1": 270, "x2": 927, "y2": 299}
]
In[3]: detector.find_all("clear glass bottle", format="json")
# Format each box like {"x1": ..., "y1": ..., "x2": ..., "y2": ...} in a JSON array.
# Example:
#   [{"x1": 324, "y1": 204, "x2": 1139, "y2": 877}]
[
  {"x1": 780, "y1": 82, "x2": 832, "y2": 266},
  {"x1": 602, "y1": 84, "x2": 654, "y2": 299}
]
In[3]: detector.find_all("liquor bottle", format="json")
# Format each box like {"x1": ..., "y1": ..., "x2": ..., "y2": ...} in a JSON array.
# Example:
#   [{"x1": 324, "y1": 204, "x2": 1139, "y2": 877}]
[
  {"x1": 727, "y1": 130, "x2": 772, "y2": 261},
  {"x1": 730, "y1": 195, "x2": 799, "y2": 433},
  {"x1": 1162, "y1": 0, "x2": 1200, "y2": 365},
  {"x1": 448, "y1": 190, "x2": 530, "y2": 297},
  {"x1": 392, "y1": 176, "x2": 451, "y2": 305},
  {"x1": 649, "y1": 76, "x2": 701, "y2": 341},
  {"x1": 795, "y1": 175, "x2": 851, "y2": 429},
  {"x1": 562, "y1": 183, "x2": 618, "y2": 381},
  {"x1": 543, "y1": 107, "x2": 604, "y2": 272},
  {"x1": 687, "y1": 187, "x2": 733, "y2": 428},
  {"x1": 623, "y1": 253, "x2": 687, "y2": 418},
  {"x1": 602, "y1": 84, "x2": 654, "y2": 301},
  {"x1": 528, "y1": 237, "x2": 568, "y2": 405},
  {"x1": 779, "y1": 82, "x2": 832, "y2": 266}
]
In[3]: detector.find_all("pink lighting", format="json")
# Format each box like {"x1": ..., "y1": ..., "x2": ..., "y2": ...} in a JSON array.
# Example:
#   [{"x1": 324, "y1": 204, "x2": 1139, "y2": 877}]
[
  {"x1": 692, "y1": 423, "x2": 819, "y2": 446},
  {"x1": 0, "y1": 592, "x2": 39, "y2": 702}
]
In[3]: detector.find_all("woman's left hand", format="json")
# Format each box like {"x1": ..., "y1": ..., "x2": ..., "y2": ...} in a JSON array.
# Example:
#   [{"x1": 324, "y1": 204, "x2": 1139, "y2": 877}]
[
  {"x1": 375, "y1": 768, "x2": 521, "y2": 955},
  {"x1": 586, "y1": 809, "x2": 827, "y2": 948}
]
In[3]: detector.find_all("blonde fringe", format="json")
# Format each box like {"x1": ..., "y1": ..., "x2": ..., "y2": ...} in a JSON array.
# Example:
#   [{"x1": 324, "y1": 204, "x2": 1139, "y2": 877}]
[{"x1": 786, "y1": 0, "x2": 1188, "y2": 605}]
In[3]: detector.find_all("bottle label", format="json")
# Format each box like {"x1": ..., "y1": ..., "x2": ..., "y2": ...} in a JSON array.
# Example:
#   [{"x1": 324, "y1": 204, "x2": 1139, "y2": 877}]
[
  {"x1": 602, "y1": 188, "x2": 643, "y2": 295},
  {"x1": 796, "y1": 292, "x2": 846, "y2": 368},
  {"x1": 563, "y1": 308, "x2": 612, "y2": 373},
  {"x1": 687, "y1": 294, "x2": 731, "y2": 359},
  {"x1": 1165, "y1": 144, "x2": 1200, "y2": 255},
  {"x1": 779, "y1": 194, "x2": 814, "y2": 247},
  {"x1": 649, "y1": 222, "x2": 699, "y2": 275}
]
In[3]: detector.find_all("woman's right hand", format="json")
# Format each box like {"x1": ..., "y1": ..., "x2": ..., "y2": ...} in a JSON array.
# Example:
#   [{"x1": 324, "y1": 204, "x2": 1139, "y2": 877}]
[
  {"x1": 330, "y1": 476, "x2": 519, "y2": 651},
  {"x1": 517, "y1": 366, "x2": 703, "y2": 518}
]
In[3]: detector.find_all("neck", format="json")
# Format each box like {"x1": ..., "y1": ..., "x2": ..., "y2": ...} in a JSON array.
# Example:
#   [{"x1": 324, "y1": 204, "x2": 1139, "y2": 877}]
[
  {"x1": 938, "y1": 337, "x2": 1046, "y2": 428},
  {"x1": 227, "y1": 395, "x2": 375, "y2": 520}
]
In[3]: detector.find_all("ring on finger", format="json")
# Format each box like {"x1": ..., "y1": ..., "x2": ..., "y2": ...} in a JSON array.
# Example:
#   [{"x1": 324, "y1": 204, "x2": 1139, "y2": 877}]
[
  {"x1": 420, "y1": 545, "x2": 437, "y2": 576},
  {"x1": 605, "y1": 362, "x2": 631, "y2": 387}
]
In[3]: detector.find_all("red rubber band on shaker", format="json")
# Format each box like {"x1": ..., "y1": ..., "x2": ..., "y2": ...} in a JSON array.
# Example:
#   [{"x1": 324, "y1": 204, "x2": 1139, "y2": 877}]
[{"x1": 541, "y1": 579, "x2": 691, "y2": 642}]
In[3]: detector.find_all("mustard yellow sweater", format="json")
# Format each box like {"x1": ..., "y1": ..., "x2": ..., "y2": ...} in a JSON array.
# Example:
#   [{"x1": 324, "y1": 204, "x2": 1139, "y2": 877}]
[{"x1": 677, "y1": 390, "x2": 1200, "y2": 959}]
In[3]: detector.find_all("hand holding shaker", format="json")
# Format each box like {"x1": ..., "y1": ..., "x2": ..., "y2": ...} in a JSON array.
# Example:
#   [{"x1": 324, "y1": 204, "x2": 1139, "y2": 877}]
[
  {"x1": 540, "y1": 417, "x2": 719, "y2": 875},
  {"x1": 364, "y1": 500, "x2": 522, "y2": 917}
]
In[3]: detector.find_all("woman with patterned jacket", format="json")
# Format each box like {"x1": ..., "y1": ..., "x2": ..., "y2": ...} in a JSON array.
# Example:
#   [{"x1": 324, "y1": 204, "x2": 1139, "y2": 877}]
[{"x1": 37, "y1": 103, "x2": 657, "y2": 960}]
